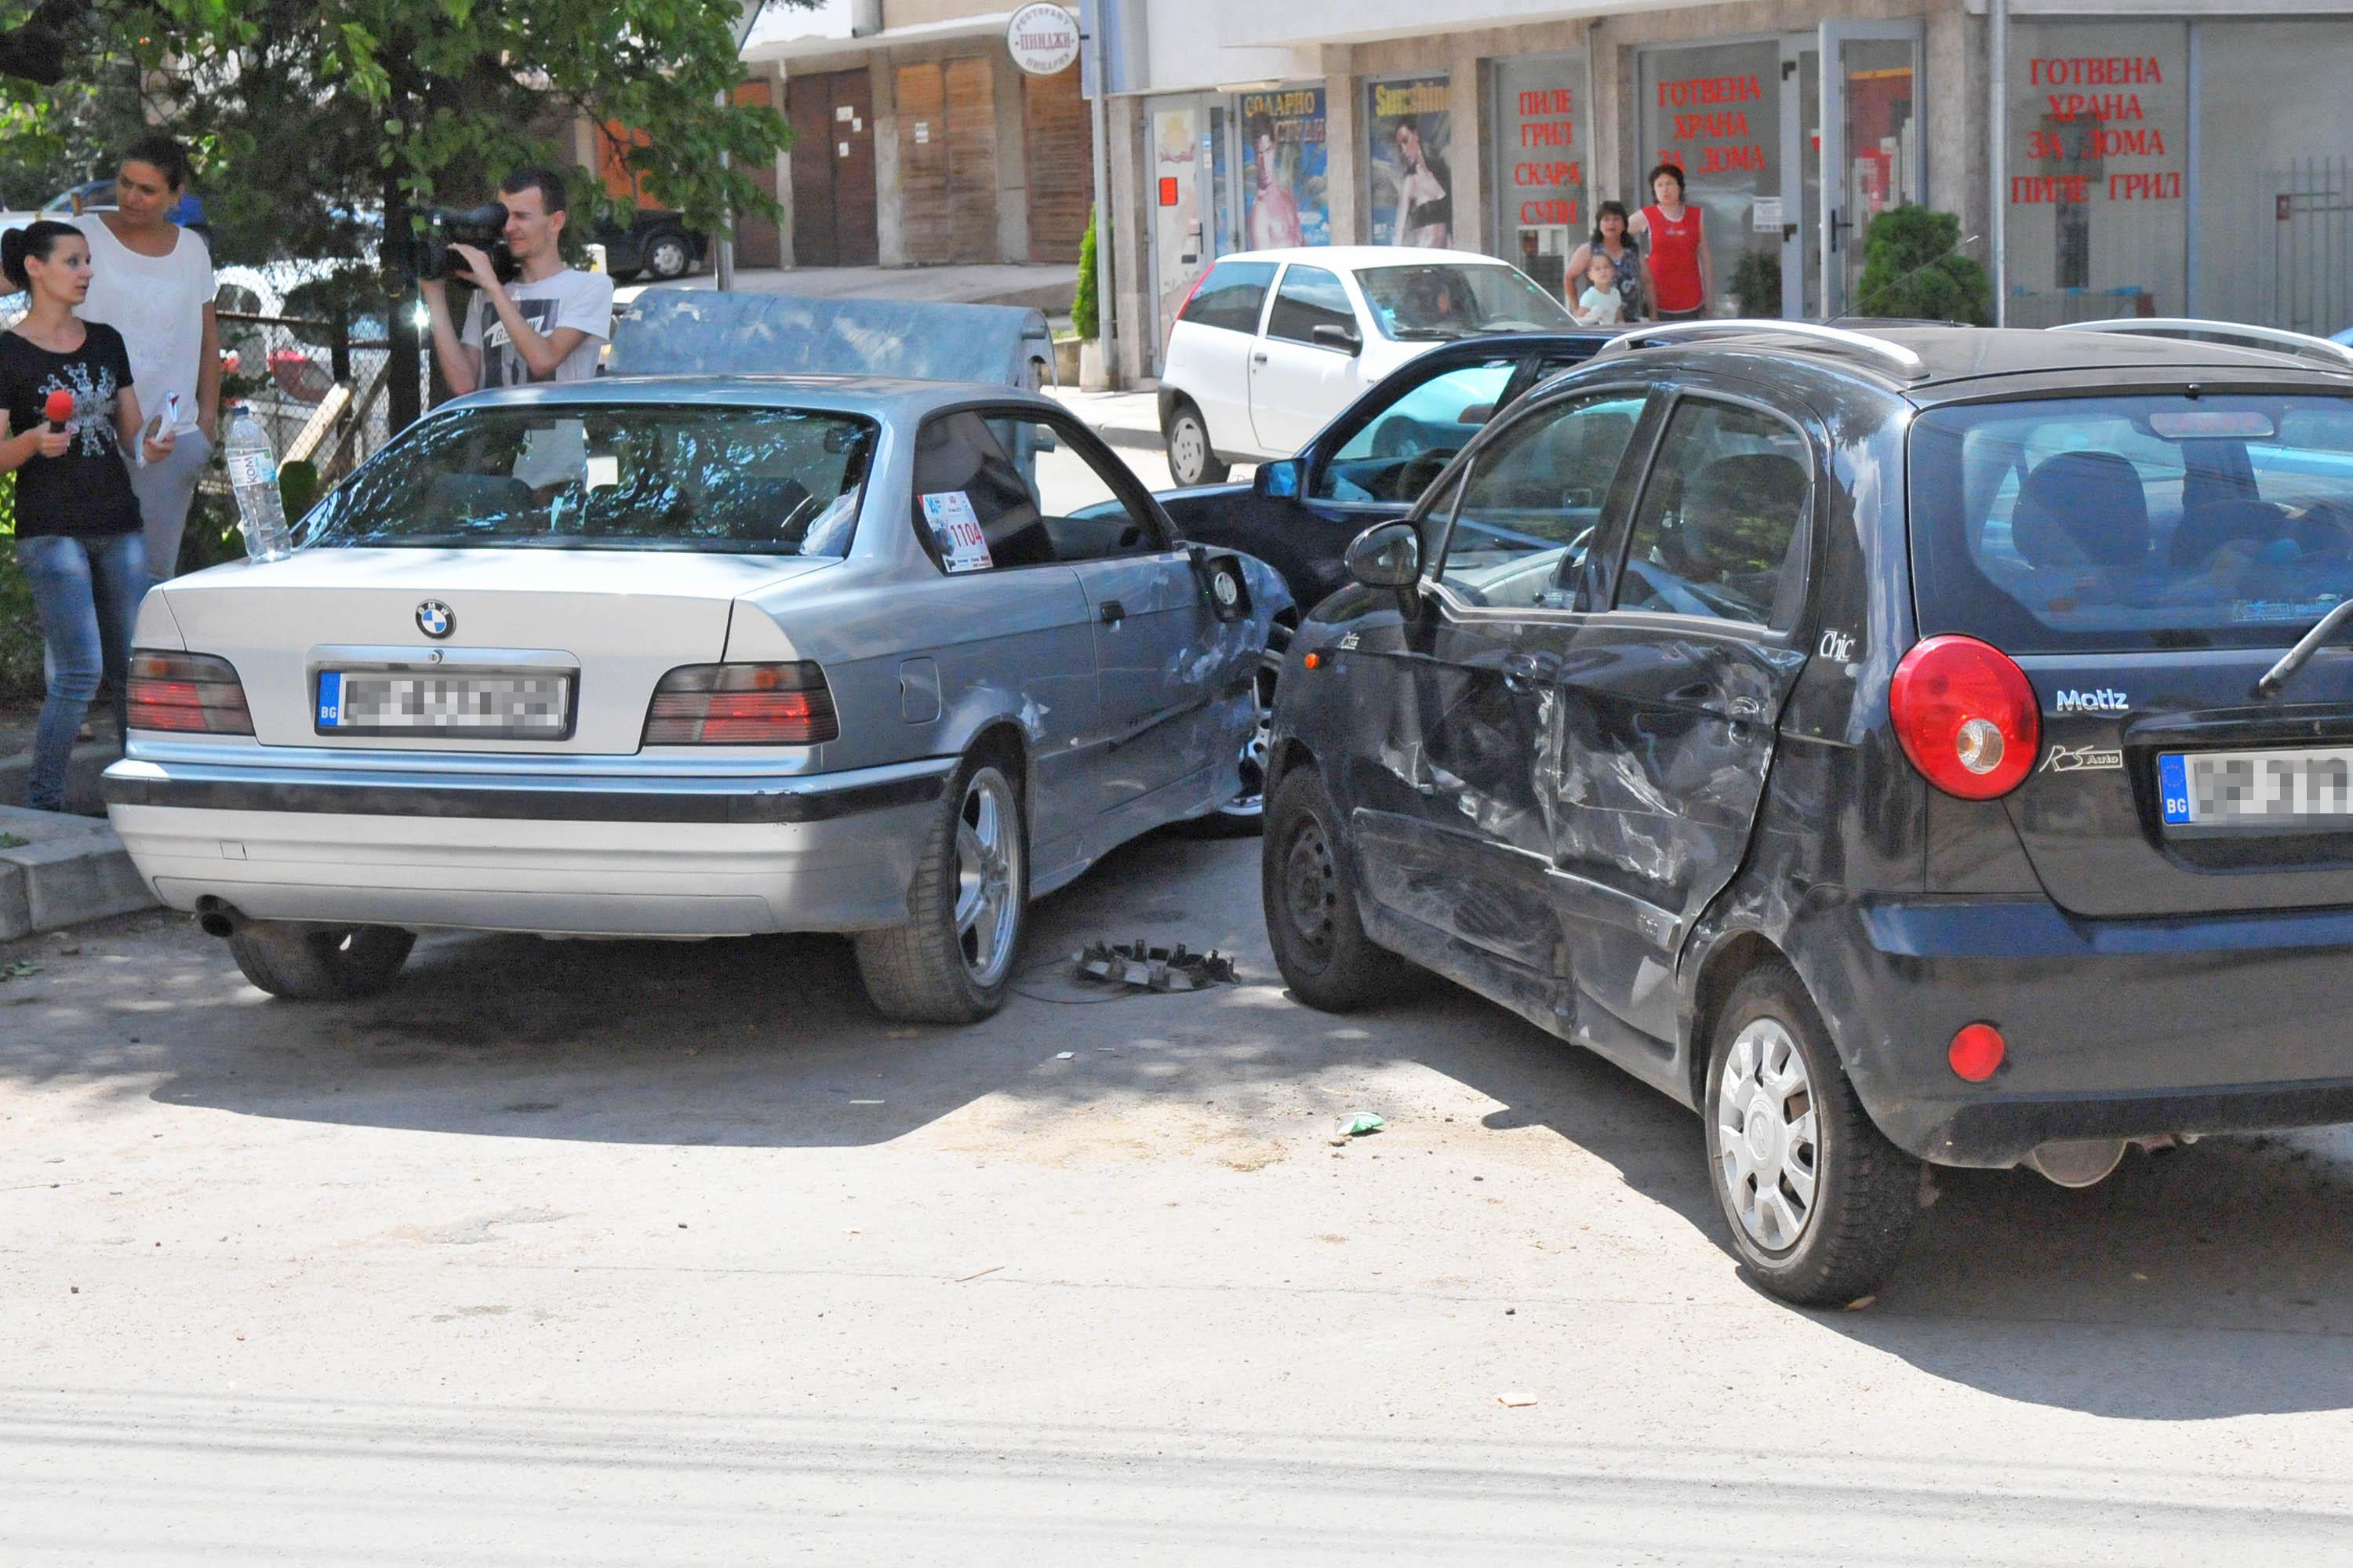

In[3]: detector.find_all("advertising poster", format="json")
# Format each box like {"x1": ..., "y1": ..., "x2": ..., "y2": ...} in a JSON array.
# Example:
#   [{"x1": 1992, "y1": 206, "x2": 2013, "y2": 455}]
[
  {"x1": 1240, "y1": 86, "x2": 1329, "y2": 249},
  {"x1": 1366, "y1": 74, "x2": 1454, "y2": 249}
]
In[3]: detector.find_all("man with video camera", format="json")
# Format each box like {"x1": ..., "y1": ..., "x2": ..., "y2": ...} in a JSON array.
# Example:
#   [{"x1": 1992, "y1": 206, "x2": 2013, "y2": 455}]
[{"x1": 420, "y1": 168, "x2": 615, "y2": 395}]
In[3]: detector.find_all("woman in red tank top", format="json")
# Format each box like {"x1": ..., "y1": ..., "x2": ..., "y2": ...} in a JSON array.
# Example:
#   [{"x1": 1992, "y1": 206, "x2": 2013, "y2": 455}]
[{"x1": 1630, "y1": 162, "x2": 1713, "y2": 320}]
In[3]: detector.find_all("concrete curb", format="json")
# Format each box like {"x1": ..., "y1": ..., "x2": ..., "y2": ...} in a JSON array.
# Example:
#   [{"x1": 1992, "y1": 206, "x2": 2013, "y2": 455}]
[
  {"x1": 0, "y1": 803, "x2": 159, "y2": 940},
  {"x1": 1096, "y1": 424, "x2": 1166, "y2": 453}
]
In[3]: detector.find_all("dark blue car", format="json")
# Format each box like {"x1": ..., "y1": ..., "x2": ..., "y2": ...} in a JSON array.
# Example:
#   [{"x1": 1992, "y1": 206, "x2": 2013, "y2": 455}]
[{"x1": 1263, "y1": 318, "x2": 2353, "y2": 1304}]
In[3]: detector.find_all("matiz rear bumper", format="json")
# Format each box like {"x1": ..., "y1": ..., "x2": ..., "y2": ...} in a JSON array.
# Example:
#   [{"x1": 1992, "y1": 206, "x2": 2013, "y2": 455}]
[{"x1": 1800, "y1": 893, "x2": 2353, "y2": 1167}]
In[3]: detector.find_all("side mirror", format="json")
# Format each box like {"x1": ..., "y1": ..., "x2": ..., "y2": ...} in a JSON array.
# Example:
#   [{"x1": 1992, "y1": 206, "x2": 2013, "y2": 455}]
[
  {"x1": 1257, "y1": 458, "x2": 1304, "y2": 500},
  {"x1": 1344, "y1": 519, "x2": 1421, "y2": 589},
  {"x1": 1456, "y1": 402, "x2": 1497, "y2": 425},
  {"x1": 1311, "y1": 322, "x2": 1363, "y2": 356}
]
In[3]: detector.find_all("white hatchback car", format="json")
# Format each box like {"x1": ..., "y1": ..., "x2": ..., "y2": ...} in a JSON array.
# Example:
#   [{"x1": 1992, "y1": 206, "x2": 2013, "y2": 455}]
[{"x1": 1157, "y1": 246, "x2": 1575, "y2": 486}]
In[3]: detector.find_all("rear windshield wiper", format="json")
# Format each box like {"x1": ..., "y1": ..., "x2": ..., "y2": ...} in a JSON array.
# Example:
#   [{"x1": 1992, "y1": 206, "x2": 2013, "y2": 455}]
[{"x1": 2256, "y1": 598, "x2": 2353, "y2": 697}]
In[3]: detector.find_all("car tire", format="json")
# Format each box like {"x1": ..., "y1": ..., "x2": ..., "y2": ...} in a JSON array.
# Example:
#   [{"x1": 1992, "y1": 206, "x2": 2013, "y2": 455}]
[
  {"x1": 853, "y1": 752, "x2": 1028, "y2": 1025},
  {"x1": 1262, "y1": 766, "x2": 1406, "y2": 1011},
  {"x1": 1165, "y1": 401, "x2": 1229, "y2": 488},
  {"x1": 227, "y1": 921, "x2": 416, "y2": 1001},
  {"x1": 645, "y1": 233, "x2": 692, "y2": 281},
  {"x1": 1703, "y1": 962, "x2": 1921, "y2": 1306}
]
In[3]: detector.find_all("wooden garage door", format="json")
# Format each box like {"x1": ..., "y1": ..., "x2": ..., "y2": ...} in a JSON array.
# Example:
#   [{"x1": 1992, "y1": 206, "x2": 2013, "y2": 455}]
[
  {"x1": 1022, "y1": 68, "x2": 1093, "y2": 263},
  {"x1": 787, "y1": 69, "x2": 878, "y2": 267},
  {"x1": 896, "y1": 57, "x2": 998, "y2": 264},
  {"x1": 732, "y1": 77, "x2": 782, "y2": 269}
]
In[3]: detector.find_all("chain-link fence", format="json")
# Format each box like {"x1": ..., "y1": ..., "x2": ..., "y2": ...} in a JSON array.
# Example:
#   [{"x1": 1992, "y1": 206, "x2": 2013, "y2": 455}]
[
  {"x1": 209, "y1": 309, "x2": 410, "y2": 494},
  {"x1": 0, "y1": 293, "x2": 413, "y2": 491}
]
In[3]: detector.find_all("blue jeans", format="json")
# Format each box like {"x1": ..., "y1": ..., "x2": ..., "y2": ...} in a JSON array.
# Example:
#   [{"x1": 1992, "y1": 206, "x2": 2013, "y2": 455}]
[{"x1": 16, "y1": 532, "x2": 146, "y2": 813}]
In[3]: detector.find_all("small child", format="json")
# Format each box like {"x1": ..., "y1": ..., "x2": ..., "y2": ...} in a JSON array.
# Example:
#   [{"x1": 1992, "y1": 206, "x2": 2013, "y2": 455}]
[{"x1": 1573, "y1": 252, "x2": 1625, "y2": 326}]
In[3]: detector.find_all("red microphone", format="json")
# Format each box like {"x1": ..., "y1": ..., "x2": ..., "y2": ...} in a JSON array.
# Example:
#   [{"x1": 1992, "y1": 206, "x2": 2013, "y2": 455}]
[{"x1": 42, "y1": 388, "x2": 73, "y2": 433}]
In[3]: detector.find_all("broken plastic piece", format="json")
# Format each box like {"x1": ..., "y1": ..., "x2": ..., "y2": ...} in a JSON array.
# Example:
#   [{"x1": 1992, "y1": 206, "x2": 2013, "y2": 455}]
[{"x1": 1073, "y1": 940, "x2": 1238, "y2": 992}]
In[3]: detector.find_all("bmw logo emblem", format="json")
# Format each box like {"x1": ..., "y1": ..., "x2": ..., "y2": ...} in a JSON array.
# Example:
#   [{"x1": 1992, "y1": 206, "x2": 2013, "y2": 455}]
[{"x1": 416, "y1": 600, "x2": 455, "y2": 639}]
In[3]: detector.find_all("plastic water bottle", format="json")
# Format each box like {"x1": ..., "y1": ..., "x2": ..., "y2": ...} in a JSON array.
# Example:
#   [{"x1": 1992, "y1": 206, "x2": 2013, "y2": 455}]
[{"x1": 224, "y1": 405, "x2": 293, "y2": 562}]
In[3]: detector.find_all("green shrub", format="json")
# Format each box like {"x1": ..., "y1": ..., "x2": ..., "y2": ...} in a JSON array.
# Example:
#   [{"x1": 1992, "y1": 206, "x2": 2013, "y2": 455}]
[
  {"x1": 1731, "y1": 247, "x2": 1783, "y2": 318},
  {"x1": 1071, "y1": 207, "x2": 1100, "y2": 342},
  {"x1": 0, "y1": 473, "x2": 37, "y2": 702},
  {"x1": 1852, "y1": 206, "x2": 1992, "y2": 326}
]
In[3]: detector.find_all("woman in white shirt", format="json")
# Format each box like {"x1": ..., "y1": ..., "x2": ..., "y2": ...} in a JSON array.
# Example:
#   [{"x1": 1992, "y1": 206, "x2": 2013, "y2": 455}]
[{"x1": 75, "y1": 134, "x2": 220, "y2": 589}]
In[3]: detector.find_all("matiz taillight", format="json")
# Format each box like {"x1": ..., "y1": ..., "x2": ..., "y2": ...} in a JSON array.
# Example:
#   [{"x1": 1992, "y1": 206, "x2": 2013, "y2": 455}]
[
  {"x1": 125, "y1": 650, "x2": 254, "y2": 735},
  {"x1": 1888, "y1": 635, "x2": 2038, "y2": 799},
  {"x1": 642, "y1": 662, "x2": 838, "y2": 746}
]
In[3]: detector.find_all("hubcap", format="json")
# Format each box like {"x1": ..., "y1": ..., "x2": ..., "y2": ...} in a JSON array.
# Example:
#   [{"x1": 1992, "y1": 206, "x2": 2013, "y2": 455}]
[
  {"x1": 1281, "y1": 820, "x2": 1337, "y2": 959},
  {"x1": 1172, "y1": 418, "x2": 1206, "y2": 481},
  {"x1": 951, "y1": 769, "x2": 1021, "y2": 987},
  {"x1": 1715, "y1": 1018, "x2": 1820, "y2": 1253},
  {"x1": 651, "y1": 239, "x2": 688, "y2": 276}
]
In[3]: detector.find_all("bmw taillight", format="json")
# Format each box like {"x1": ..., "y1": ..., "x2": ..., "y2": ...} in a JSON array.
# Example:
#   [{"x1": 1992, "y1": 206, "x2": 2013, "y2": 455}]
[
  {"x1": 642, "y1": 662, "x2": 838, "y2": 746},
  {"x1": 1889, "y1": 635, "x2": 2038, "y2": 799},
  {"x1": 125, "y1": 649, "x2": 253, "y2": 735}
]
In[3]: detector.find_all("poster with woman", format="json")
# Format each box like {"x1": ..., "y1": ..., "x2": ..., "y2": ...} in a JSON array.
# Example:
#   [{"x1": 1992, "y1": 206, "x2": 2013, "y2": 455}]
[
  {"x1": 1240, "y1": 87, "x2": 1329, "y2": 249},
  {"x1": 1366, "y1": 75, "x2": 1454, "y2": 249}
]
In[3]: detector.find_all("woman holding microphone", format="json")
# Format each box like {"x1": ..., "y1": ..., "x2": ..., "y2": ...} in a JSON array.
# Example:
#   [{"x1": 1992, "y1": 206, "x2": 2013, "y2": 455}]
[{"x1": 2, "y1": 220, "x2": 176, "y2": 813}]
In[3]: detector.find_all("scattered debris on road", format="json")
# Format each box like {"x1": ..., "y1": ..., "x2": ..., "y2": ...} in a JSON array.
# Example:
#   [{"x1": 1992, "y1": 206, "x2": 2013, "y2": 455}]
[
  {"x1": 1328, "y1": 1112, "x2": 1385, "y2": 1145},
  {"x1": 1075, "y1": 940, "x2": 1238, "y2": 992},
  {"x1": 1496, "y1": 1392, "x2": 1538, "y2": 1408}
]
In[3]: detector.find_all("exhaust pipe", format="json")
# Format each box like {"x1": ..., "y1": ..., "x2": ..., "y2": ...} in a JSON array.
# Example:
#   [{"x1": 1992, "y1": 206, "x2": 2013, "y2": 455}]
[
  {"x1": 2025, "y1": 1137, "x2": 2128, "y2": 1189},
  {"x1": 194, "y1": 897, "x2": 245, "y2": 940}
]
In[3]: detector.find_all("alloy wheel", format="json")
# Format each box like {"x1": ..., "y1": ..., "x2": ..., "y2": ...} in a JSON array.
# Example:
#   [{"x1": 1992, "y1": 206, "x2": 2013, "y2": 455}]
[
  {"x1": 1715, "y1": 1017, "x2": 1820, "y2": 1253},
  {"x1": 1169, "y1": 415, "x2": 1208, "y2": 485},
  {"x1": 952, "y1": 768, "x2": 1021, "y2": 987}
]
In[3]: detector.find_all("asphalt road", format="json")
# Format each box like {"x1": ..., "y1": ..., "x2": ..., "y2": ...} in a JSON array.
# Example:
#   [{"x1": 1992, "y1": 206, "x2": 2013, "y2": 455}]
[{"x1": 5, "y1": 831, "x2": 2353, "y2": 1564}]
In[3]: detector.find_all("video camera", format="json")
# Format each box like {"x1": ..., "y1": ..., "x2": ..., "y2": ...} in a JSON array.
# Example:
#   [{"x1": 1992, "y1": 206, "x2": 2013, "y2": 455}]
[{"x1": 411, "y1": 203, "x2": 518, "y2": 284}]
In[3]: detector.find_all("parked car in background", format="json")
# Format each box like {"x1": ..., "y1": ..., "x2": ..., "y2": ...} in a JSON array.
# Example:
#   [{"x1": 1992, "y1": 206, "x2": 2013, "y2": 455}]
[
  {"x1": 1157, "y1": 246, "x2": 1578, "y2": 486},
  {"x1": 1155, "y1": 329, "x2": 1619, "y2": 617},
  {"x1": 104, "y1": 376, "x2": 1288, "y2": 1024},
  {"x1": 1264, "y1": 317, "x2": 2353, "y2": 1304},
  {"x1": 595, "y1": 209, "x2": 706, "y2": 283}
]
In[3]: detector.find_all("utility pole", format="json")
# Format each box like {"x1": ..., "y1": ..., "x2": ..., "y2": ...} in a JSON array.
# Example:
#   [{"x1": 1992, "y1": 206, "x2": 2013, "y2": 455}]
[{"x1": 1085, "y1": 0, "x2": 1118, "y2": 385}]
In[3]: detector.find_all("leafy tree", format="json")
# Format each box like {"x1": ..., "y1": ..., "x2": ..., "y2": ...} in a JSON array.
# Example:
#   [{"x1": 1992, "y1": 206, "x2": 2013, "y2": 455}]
[
  {"x1": 1851, "y1": 205, "x2": 1992, "y2": 326},
  {"x1": 1071, "y1": 206, "x2": 1100, "y2": 341},
  {"x1": 0, "y1": 0, "x2": 800, "y2": 424}
]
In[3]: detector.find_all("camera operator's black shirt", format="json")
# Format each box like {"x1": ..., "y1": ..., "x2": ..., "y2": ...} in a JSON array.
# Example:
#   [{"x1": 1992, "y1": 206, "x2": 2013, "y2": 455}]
[{"x1": 0, "y1": 322, "x2": 142, "y2": 539}]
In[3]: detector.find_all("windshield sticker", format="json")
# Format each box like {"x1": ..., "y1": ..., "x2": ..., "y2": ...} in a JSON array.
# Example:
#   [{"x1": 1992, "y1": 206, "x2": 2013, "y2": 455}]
[
  {"x1": 2042, "y1": 744, "x2": 2123, "y2": 773},
  {"x1": 2234, "y1": 597, "x2": 2343, "y2": 624},
  {"x1": 921, "y1": 491, "x2": 992, "y2": 574}
]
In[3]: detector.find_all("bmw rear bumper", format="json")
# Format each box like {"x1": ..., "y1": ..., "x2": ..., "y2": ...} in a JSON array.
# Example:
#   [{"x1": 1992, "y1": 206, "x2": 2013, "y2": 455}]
[
  {"x1": 101, "y1": 752, "x2": 955, "y2": 937},
  {"x1": 1809, "y1": 893, "x2": 2353, "y2": 1167}
]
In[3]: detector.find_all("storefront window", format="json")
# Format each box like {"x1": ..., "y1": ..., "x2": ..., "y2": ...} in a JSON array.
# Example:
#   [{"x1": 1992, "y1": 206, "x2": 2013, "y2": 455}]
[
  {"x1": 2006, "y1": 23, "x2": 2188, "y2": 326},
  {"x1": 1366, "y1": 74, "x2": 1457, "y2": 249},
  {"x1": 1240, "y1": 86, "x2": 1329, "y2": 249},
  {"x1": 1638, "y1": 42, "x2": 1784, "y2": 316},
  {"x1": 2193, "y1": 22, "x2": 2353, "y2": 337},
  {"x1": 1490, "y1": 54, "x2": 1588, "y2": 302}
]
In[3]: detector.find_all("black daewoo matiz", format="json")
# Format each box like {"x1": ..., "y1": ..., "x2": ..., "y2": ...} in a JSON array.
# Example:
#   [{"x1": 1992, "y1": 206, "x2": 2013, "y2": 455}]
[{"x1": 1260, "y1": 318, "x2": 2353, "y2": 1304}]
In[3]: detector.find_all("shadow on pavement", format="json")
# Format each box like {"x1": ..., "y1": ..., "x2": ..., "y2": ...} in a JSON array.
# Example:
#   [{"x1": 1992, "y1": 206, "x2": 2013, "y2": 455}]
[{"x1": 7, "y1": 829, "x2": 2353, "y2": 1419}]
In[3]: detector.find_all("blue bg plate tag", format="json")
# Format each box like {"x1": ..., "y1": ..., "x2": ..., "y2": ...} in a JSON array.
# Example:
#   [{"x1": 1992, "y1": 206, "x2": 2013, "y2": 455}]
[
  {"x1": 2158, "y1": 752, "x2": 2191, "y2": 825},
  {"x1": 317, "y1": 670, "x2": 343, "y2": 727}
]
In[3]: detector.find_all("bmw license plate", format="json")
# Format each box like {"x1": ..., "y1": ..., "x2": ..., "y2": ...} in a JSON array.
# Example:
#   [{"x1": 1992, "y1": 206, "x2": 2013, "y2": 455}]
[
  {"x1": 316, "y1": 670, "x2": 573, "y2": 738},
  {"x1": 2158, "y1": 747, "x2": 2353, "y2": 828}
]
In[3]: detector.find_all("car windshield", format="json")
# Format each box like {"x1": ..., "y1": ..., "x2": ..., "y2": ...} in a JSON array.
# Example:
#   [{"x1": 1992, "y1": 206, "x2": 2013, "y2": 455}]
[
  {"x1": 1911, "y1": 394, "x2": 2353, "y2": 651},
  {"x1": 1354, "y1": 263, "x2": 1573, "y2": 340},
  {"x1": 302, "y1": 405, "x2": 877, "y2": 555}
]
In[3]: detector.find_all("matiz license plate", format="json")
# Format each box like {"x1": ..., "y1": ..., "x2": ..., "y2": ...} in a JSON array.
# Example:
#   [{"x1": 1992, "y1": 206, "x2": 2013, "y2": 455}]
[
  {"x1": 316, "y1": 671, "x2": 573, "y2": 738},
  {"x1": 2158, "y1": 747, "x2": 2353, "y2": 827}
]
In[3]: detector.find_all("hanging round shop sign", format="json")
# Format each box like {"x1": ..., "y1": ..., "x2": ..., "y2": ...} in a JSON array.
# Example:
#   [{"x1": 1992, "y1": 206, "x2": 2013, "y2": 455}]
[{"x1": 1006, "y1": 2, "x2": 1081, "y2": 77}]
